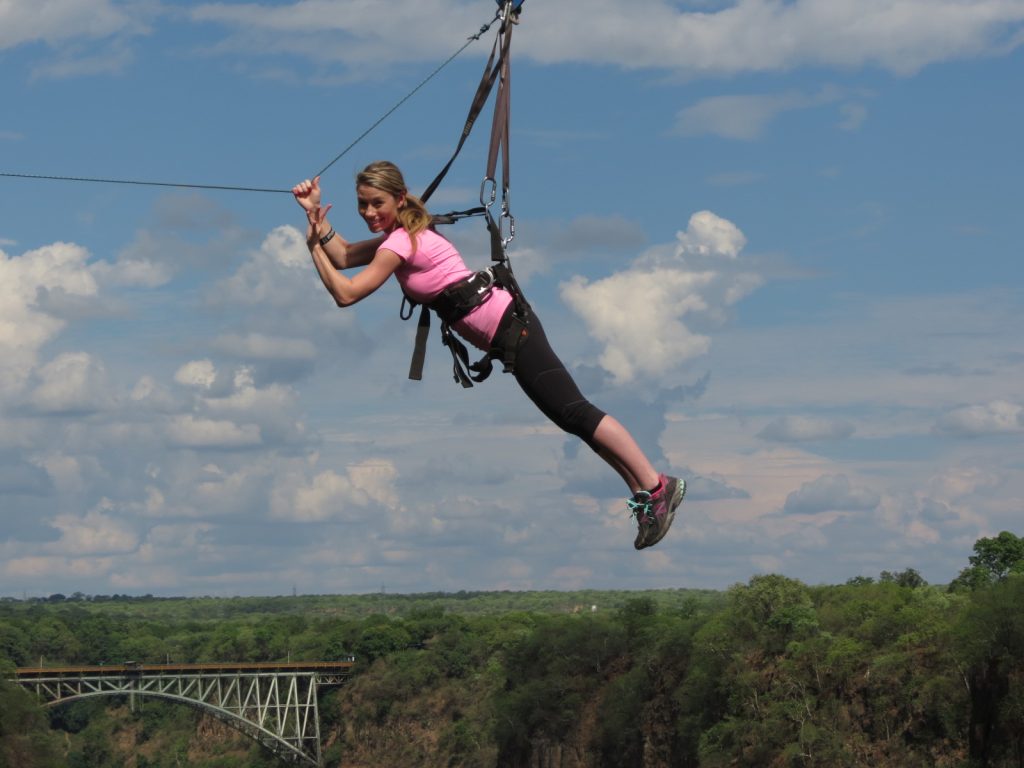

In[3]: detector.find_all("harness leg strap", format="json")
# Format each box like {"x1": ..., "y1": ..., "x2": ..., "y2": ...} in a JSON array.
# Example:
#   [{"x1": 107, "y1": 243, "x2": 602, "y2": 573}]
[
  {"x1": 500, "y1": 311, "x2": 530, "y2": 373},
  {"x1": 408, "y1": 304, "x2": 431, "y2": 381}
]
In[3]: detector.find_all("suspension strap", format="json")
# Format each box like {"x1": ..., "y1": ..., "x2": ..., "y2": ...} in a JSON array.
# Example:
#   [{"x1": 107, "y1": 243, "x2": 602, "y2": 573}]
[
  {"x1": 421, "y1": 6, "x2": 509, "y2": 205},
  {"x1": 405, "y1": 1, "x2": 527, "y2": 388}
]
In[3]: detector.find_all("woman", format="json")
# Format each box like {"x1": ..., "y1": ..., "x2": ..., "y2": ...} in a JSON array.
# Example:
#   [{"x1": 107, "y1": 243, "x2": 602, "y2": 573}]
[{"x1": 292, "y1": 161, "x2": 684, "y2": 550}]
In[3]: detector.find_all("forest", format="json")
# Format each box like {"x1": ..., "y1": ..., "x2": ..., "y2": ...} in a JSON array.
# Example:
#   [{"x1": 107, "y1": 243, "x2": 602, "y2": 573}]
[{"x1": 1, "y1": 532, "x2": 1023, "y2": 768}]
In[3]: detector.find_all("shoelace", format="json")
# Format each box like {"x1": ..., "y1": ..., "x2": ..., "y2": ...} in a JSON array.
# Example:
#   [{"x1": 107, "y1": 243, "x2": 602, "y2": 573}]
[{"x1": 627, "y1": 494, "x2": 653, "y2": 523}]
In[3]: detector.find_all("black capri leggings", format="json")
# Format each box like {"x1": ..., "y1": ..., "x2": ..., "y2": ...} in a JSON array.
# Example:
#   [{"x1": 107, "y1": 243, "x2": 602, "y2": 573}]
[{"x1": 493, "y1": 304, "x2": 606, "y2": 450}]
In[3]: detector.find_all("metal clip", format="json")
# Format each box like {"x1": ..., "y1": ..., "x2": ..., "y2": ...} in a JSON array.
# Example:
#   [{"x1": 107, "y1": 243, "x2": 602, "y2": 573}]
[
  {"x1": 473, "y1": 268, "x2": 496, "y2": 295},
  {"x1": 480, "y1": 177, "x2": 497, "y2": 209},
  {"x1": 500, "y1": 212, "x2": 515, "y2": 248}
]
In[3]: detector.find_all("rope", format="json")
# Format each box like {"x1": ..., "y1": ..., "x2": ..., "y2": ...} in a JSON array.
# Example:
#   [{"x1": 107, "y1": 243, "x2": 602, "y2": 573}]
[{"x1": 0, "y1": 11, "x2": 501, "y2": 196}]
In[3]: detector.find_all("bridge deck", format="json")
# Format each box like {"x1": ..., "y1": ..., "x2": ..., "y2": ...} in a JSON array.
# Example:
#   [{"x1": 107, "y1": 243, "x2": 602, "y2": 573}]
[{"x1": 15, "y1": 659, "x2": 356, "y2": 679}]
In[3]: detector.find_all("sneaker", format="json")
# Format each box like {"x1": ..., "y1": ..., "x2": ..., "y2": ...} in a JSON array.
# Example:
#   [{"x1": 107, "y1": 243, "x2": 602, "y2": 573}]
[{"x1": 629, "y1": 474, "x2": 686, "y2": 550}]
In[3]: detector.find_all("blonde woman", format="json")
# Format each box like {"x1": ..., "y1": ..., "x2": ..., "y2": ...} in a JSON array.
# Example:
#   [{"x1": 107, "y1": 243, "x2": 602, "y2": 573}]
[{"x1": 293, "y1": 161, "x2": 685, "y2": 549}]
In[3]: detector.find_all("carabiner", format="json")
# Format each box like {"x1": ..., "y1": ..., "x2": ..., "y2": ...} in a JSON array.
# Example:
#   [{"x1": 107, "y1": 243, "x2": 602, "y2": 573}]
[
  {"x1": 500, "y1": 212, "x2": 516, "y2": 248},
  {"x1": 480, "y1": 177, "x2": 497, "y2": 209}
]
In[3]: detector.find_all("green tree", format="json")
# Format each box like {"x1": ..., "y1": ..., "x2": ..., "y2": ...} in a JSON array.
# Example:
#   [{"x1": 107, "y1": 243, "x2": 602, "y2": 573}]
[
  {"x1": 0, "y1": 676, "x2": 64, "y2": 768},
  {"x1": 954, "y1": 576, "x2": 1024, "y2": 766},
  {"x1": 951, "y1": 531, "x2": 1024, "y2": 591},
  {"x1": 879, "y1": 567, "x2": 928, "y2": 588}
]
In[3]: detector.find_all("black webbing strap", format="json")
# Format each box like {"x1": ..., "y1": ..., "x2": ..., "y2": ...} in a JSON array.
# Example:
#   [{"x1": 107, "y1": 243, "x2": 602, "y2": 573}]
[
  {"x1": 405, "y1": 269, "x2": 497, "y2": 385},
  {"x1": 441, "y1": 324, "x2": 477, "y2": 388},
  {"x1": 407, "y1": 304, "x2": 431, "y2": 381}
]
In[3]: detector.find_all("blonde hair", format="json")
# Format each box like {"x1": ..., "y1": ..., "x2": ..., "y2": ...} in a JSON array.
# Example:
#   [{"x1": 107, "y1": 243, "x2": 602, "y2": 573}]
[{"x1": 356, "y1": 161, "x2": 432, "y2": 251}]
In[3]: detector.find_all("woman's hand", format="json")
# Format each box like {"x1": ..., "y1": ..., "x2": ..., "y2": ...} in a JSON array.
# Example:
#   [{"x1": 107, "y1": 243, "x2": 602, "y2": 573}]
[
  {"x1": 305, "y1": 202, "x2": 333, "y2": 248},
  {"x1": 292, "y1": 176, "x2": 323, "y2": 212}
]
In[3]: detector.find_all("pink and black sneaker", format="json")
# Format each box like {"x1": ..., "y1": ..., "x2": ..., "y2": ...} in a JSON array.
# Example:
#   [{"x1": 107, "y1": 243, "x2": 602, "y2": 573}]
[{"x1": 629, "y1": 474, "x2": 686, "y2": 550}]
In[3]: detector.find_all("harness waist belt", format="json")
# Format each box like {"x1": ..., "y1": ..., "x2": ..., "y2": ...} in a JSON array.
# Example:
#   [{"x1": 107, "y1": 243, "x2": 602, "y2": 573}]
[{"x1": 404, "y1": 263, "x2": 530, "y2": 387}]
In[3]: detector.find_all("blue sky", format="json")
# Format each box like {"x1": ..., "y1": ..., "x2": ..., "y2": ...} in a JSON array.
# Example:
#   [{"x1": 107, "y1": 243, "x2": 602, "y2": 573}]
[{"x1": 2, "y1": 0, "x2": 1023, "y2": 598}]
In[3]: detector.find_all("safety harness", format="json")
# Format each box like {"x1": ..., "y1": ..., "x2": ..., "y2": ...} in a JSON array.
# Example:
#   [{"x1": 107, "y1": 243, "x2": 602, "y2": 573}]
[{"x1": 402, "y1": 0, "x2": 530, "y2": 388}]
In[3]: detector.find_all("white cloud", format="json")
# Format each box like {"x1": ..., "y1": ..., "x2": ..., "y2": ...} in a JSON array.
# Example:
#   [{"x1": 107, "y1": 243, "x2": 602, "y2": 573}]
[
  {"x1": 212, "y1": 332, "x2": 316, "y2": 361},
  {"x1": 675, "y1": 91, "x2": 813, "y2": 140},
  {"x1": 166, "y1": 415, "x2": 262, "y2": 448},
  {"x1": 3, "y1": 554, "x2": 115, "y2": 580},
  {"x1": 927, "y1": 468, "x2": 1001, "y2": 502},
  {"x1": 0, "y1": 242, "x2": 98, "y2": 397},
  {"x1": 783, "y1": 474, "x2": 881, "y2": 514},
  {"x1": 130, "y1": 375, "x2": 180, "y2": 411},
  {"x1": 7, "y1": 0, "x2": 1023, "y2": 83},
  {"x1": 218, "y1": 226, "x2": 310, "y2": 307},
  {"x1": 29, "y1": 352, "x2": 112, "y2": 413},
  {"x1": 185, "y1": 0, "x2": 1024, "y2": 77},
  {"x1": 561, "y1": 211, "x2": 760, "y2": 383},
  {"x1": 0, "y1": 0, "x2": 142, "y2": 50},
  {"x1": 175, "y1": 360, "x2": 218, "y2": 390},
  {"x1": 758, "y1": 415, "x2": 856, "y2": 443},
  {"x1": 675, "y1": 87, "x2": 869, "y2": 140},
  {"x1": 936, "y1": 400, "x2": 1023, "y2": 436},
  {"x1": 46, "y1": 504, "x2": 138, "y2": 556},
  {"x1": 90, "y1": 255, "x2": 173, "y2": 289},
  {"x1": 270, "y1": 460, "x2": 400, "y2": 522},
  {"x1": 521, "y1": 0, "x2": 1024, "y2": 75},
  {"x1": 203, "y1": 379, "x2": 297, "y2": 417}
]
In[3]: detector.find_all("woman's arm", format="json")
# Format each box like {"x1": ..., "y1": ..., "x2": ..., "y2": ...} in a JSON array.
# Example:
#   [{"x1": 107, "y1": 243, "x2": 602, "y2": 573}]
[
  {"x1": 292, "y1": 176, "x2": 383, "y2": 269},
  {"x1": 322, "y1": 233, "x2": 386, "y2": 270},
  {"x1": 305, "y1": 207, "x2": 401, "y2": 307}
]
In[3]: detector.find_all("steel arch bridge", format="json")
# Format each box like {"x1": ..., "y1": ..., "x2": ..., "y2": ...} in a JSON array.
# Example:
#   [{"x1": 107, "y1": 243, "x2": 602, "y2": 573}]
[{"x1": 11, "y1": 660, "x2": 355, "y2": 766}]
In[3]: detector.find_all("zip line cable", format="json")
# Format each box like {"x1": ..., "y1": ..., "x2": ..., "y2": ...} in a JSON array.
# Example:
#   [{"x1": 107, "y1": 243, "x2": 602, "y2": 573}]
[
  {"x1": 0, "y1": 171, "x2": 292, "y2": 194},
  {"x1": 0, "y1": 11, "x2": 500, "y2": 196}
]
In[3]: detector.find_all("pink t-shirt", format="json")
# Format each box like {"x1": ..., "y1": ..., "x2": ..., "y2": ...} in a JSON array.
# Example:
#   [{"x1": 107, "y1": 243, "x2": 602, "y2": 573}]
[{"x1": 382, "y1": 228, "x2": 513, "y2": 351}]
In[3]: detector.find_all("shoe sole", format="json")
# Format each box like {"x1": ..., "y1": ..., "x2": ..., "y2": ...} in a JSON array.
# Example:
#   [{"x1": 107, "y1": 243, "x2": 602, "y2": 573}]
[{"x1": 637, "y1": 478, "x2": 685, "y2": 550}]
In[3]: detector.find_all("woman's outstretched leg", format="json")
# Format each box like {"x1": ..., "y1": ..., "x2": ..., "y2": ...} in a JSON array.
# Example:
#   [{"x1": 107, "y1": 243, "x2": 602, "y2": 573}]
[
  {"x1": 591, "y1": 415, "x2": 659, "y2": 495},
  {"x1": 505, "y1": 308, "x2": 685, "y2": 548}
]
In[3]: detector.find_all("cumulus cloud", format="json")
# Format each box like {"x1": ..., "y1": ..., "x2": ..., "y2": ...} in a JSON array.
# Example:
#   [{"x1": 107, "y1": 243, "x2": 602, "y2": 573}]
[
  {"x1": 783, "y1": 474, "x2": 880, "y2": 515},
  {"x1": 0, "y1": 242, "x2": 98, "y2": 397},
  {"x1": 561, "y1": 211, "x2": 760, "y2": 384},
  {"x1": 218, "y1": 226, "x2": 311, "y2": 307},
  {"x1": 270, "y1": 460, "x2": 400, "y2": 522},
  {"x1": 166, "y1": 415, "x2": 262, "y2": 449},
  {"x1": 29, "y1": 352, "x2": 113, "y2": 414},
  {"x1": 45, "y1": 505, "x2": 139, "y2": 556},
  {"x1": 758, "y1": 415, "x2": 856, "y2": 443},
  {"x1": 936, "y1": 400, "x2": 1023, "y2": 436},
  {"x1": 187, "y1": 367, "x2": 307, "y2": 446},
  {"x1": 175, "y1": 360, "x2": 218, "y2": 390}
]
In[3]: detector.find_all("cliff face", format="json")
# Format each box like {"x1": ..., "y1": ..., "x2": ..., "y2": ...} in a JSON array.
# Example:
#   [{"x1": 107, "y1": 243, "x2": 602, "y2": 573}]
[{"x1": 319, "y1": 663, "x2": 682, "y2": 768}]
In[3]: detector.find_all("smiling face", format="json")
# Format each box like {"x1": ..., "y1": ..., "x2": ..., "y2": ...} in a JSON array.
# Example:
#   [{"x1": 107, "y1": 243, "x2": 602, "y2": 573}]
[{"x1": 357, "y1": 184, "x2": 405, "y2": 233}]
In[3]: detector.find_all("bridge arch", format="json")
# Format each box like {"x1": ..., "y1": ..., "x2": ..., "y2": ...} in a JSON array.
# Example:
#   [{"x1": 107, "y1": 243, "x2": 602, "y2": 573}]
[
  {"x1": 43, "y1": 689, "x2": 313, "y2": 765},
  {"x1": 12, "y1": 661, "x2": 355, "y2": 767}
]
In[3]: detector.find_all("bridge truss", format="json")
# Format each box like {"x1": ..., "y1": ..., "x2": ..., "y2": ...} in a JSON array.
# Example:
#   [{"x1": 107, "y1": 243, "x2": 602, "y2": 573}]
[{"x1": 12, "y1": 661, "x2": 355, "y2": 766}]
